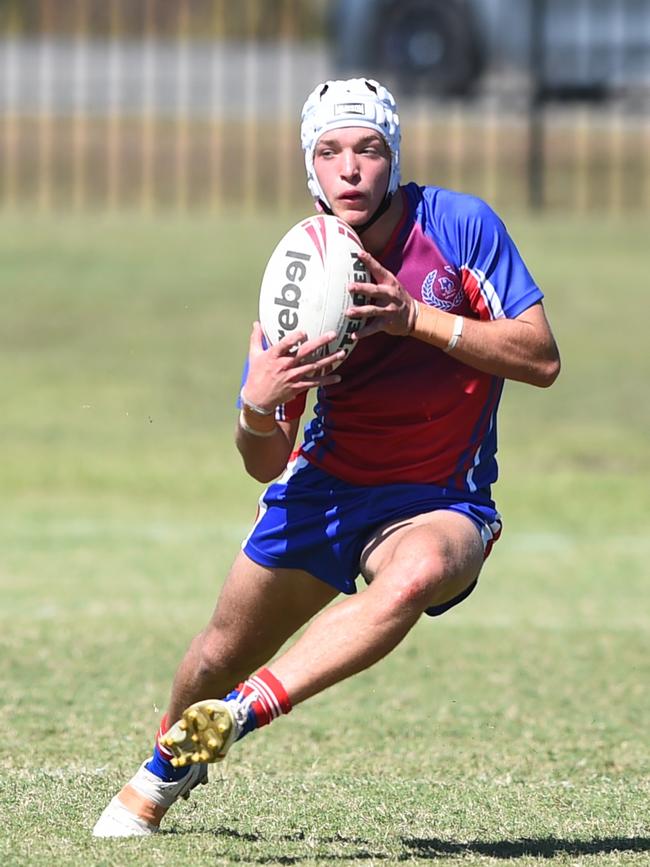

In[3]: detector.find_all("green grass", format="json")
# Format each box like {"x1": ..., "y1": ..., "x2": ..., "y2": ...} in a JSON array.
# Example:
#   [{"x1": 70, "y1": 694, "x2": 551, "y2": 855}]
[{"x1": 1, "y1": 210, "x2": 649, "y2": 866}]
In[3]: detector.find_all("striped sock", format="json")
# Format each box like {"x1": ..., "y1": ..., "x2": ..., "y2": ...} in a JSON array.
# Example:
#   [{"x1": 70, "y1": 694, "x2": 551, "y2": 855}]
[
  {"x1": 145, "y1": 713, "x2": 191, "y2": 782},
  {"x1": 225, "y1": 667, "x2": 292, "y2": 739}
]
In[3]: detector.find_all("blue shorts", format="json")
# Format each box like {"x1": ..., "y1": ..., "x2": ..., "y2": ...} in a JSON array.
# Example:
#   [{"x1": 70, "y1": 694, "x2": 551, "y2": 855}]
[{"x1": 242, "y1": 456, "x2": 502, "y2": 617}]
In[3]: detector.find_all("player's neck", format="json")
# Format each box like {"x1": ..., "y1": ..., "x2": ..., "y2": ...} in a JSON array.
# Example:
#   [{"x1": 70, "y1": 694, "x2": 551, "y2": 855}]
[{"x1": 357, "y1": 188, "x2": 404, "y2": 257}]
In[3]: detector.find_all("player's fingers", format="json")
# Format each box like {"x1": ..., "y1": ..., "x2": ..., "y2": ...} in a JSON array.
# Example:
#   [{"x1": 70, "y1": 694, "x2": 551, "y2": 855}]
[
  {"x1": 248, "y1": 321, "x2": 266, "y2": 356},
  {"x1": 293, "y1": 373, "x2": 342, "y2": 391},
  {"x1": 291, "y1": 350, "x2": 346, "y2": 380},
  {"x1": 292, "y1": 330, "x2": 337, "y2": 361},
  {"x1": 358, "y1": 249, "x2": 393, "y2": 283},
  {"x1": 347, "y1": 301, "x2": 398, "y2": 319},
  {"x1": 349, "y1": 282, "x2": 404, "y2": 308},
  {"x1": 348, "y1": 281, "x2": 393, "y2": 299},
  {"x1": 272, "y1": 329, "x2": 308, "y2": 356}
]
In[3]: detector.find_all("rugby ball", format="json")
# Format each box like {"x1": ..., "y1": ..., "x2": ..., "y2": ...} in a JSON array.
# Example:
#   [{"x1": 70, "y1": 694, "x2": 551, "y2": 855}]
[{"x1": 259, "y1": 214, "x2": 370, "y2": 366}]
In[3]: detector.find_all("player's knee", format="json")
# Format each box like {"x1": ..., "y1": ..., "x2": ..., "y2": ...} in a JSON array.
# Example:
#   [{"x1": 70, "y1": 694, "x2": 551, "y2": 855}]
[
  {"x1": 403, "y1": 566, "x2": 446, "y2": 610},
  {"x1": 380, "y1": 554, "x2": 448, "y2": 614}
]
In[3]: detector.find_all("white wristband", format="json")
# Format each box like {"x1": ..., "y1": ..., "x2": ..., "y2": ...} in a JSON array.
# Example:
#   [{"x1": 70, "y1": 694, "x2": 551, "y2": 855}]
[
  {"x1": 239, "y1": 410, "x2": 277, "y2": 438},
  {"x1": 446, "y1": 315, "x2": 464, "y2": 351},
  {"x1": 239, "y1": 390, "x2": 274, "y2": 416}
]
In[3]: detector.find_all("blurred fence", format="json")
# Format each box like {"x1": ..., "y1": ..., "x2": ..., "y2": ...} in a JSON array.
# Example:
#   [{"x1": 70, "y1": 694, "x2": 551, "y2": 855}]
[{"x1": 1, "y1": 0, "x2": 649, "y2": 214}]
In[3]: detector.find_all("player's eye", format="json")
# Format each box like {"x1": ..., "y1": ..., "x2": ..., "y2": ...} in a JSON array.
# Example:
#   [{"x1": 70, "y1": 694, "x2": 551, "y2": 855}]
[{"x1": 359, "y1": 142, "x2": 384, "y2": 156}]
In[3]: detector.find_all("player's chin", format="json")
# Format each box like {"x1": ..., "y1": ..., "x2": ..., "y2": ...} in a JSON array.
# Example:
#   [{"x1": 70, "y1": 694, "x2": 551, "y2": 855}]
[{"x1": 335, "y1": 205, "x2": 370, "y2": 228}]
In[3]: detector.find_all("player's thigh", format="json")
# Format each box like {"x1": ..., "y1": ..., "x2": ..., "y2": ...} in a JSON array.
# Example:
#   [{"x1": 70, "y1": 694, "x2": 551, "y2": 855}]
[
  {"x1": 206, "y1": 550, "x2": 339, "y2": 658},
  {"x1": 360, "y1": 509, "x2": 485, "y2": 609}
]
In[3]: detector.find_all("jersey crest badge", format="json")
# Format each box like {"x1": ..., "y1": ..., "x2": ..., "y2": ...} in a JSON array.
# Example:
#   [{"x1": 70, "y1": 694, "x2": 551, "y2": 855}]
[{"x1": 421, "y1": 266, "x2": 464, "y2": 311}]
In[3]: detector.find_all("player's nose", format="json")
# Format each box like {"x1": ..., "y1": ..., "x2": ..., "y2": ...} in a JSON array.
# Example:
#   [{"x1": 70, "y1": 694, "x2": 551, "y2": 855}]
[{"x1": 340, "y1": 149, "x2": 360, "y2": 180}]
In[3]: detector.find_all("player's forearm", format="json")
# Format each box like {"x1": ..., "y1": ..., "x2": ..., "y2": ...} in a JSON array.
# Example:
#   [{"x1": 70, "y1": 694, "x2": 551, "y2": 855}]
[
  {"x1": 411, "y1": 302, "x2": 560, "y2": 387},
  {"x1": 235, "y1": 410, "x2": 295, "y2": 483}
]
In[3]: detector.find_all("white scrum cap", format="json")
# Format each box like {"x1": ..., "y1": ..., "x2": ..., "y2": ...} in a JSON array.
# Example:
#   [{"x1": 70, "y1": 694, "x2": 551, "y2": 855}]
[{"x1": 300, "y1": 78, "x2": 401, "y2": 208}]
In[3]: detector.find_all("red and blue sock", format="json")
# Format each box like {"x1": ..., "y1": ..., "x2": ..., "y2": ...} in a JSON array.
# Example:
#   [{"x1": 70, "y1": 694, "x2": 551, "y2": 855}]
[
  {"x1": 146, "y1": 713, "x2": 191, "y2": 782},
  {"x1": 145, "y1": 669, "x2": 291, "y2": 781},
  {"x1": 224, "y1": 667, "x2": 292, "y2": 738}
]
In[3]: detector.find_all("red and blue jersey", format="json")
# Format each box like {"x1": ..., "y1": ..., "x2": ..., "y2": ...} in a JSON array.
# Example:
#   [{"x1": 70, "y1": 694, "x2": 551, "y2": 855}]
[{"x1": 251, "y1": 183, "x2": 543, "y2": 494}]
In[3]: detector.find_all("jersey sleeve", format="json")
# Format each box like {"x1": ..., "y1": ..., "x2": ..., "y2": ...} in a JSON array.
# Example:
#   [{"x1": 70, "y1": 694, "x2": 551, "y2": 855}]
[
  {"x1": 237, "y1": 357, "x2": 307, "y2": 422},
  {"x1": 432, "y1": 190, "x2": 544, "y2": 321}
]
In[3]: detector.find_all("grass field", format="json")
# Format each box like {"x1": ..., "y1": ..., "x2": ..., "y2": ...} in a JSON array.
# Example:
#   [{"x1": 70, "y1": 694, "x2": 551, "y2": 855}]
[{"x1": 1, "y1": 210, "x2": 649, "y2": 866}]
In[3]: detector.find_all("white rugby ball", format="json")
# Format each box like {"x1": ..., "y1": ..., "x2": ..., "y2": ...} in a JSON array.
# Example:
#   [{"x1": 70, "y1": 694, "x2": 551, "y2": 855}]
[{"x1": 259, "y1": 214, "x2": 370, "y2": 366}]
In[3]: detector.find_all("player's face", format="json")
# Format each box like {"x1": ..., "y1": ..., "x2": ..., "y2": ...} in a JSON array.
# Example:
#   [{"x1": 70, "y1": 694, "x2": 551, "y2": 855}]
[{"x1": 313, "y1": 127, "x2": 391, "y2": 226}]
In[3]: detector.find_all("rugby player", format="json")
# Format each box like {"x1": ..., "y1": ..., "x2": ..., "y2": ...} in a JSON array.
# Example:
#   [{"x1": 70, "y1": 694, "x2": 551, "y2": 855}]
[{"x1": 94, "y1": 78, "x2": 560, "y2": 836}]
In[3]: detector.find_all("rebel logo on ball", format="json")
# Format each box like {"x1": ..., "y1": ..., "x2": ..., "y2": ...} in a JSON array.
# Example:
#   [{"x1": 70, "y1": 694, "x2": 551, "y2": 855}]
[{"x1": 274, "y1": 250, "x2": 311, "y2": 339}]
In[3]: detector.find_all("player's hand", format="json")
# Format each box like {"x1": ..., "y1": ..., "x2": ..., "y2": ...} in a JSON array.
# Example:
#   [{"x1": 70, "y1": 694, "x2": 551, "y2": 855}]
[
  {"x1": 346, "y1": 250, "x2": 417, "y2": 339},
  {"x1": 241, "y1": 322, "x2": 345, "y2": 413}
]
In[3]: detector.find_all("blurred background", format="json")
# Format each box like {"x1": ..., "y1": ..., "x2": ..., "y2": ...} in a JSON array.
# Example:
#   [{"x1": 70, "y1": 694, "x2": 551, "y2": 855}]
[
  {"x1": 1, "y1": 0, "x2": 649, "y2": 214},
  {"x1": 2, "y1": 6, "x2": 649, "y2": 858}
]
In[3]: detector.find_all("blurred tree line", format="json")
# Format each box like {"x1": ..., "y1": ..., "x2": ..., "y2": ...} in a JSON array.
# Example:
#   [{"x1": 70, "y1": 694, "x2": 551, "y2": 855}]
[{"x1": 0, "y1": 0, "x2": 326, "y2": 39}]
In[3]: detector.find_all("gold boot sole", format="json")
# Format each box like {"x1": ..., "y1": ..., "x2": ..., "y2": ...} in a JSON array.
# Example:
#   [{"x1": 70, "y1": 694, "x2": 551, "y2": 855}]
[{"x1": 160, "y1": 700, "x2": 235, "y2": 767}]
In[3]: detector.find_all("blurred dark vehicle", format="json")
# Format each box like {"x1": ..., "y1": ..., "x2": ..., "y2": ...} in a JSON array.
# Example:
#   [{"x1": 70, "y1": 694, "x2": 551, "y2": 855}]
[{"x1": 328, "y1": 0, "x2": 650, "y2": 97}]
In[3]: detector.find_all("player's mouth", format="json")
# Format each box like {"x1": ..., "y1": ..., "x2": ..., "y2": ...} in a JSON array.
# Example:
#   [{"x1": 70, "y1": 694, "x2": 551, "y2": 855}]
[{"x1": 337, "y1": 190, "x2": 365, "y2": 205}]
